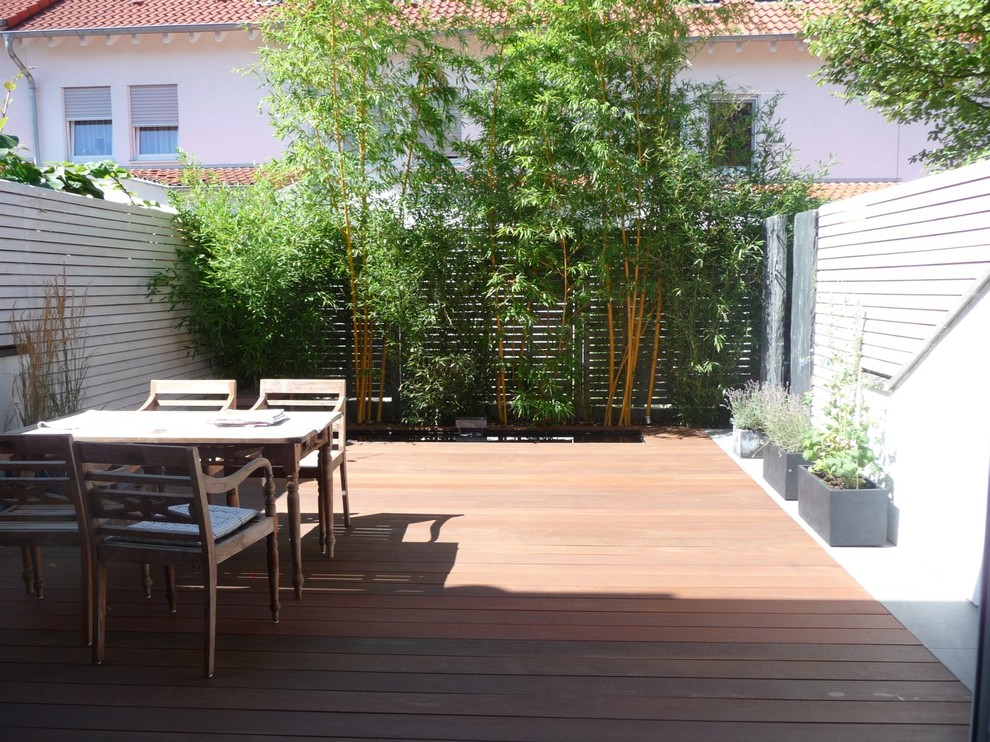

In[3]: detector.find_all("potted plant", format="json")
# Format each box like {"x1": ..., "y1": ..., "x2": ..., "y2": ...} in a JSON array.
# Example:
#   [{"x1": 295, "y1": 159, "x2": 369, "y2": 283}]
[
  {"x1": 797, "y1": 350, "x2": 890, "y2": 547},
  {"x1": 760, "y1": 387, "x2": 812, "y2": 501},
  {"x1": 724, "y1": 381, "x2": 770, "y2": 458}
]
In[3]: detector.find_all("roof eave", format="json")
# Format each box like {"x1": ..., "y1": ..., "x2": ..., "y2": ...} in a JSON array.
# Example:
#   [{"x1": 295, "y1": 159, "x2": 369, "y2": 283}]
[{"x1": 2, "y1": 21, "x2": 258, "y2": 39}]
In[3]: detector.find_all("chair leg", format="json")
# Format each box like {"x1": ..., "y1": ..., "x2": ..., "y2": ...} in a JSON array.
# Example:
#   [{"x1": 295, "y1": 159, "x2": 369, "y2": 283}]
[
  {"x1": 142, "y1": 564, "x2": 153, "y2": 598},
  {"x1": 264, "y1": 473, "x2": 281, "y2": 623},
  {"x1": 93, "y1": 560, "x2": 107, "y2": 666},
  {"x1": 267, "y1": 531, "x2": 281, "y2": 624},
  {"x1": 80, "y1": 544, "x2": 93, "y2": 647},
  {"x1": 165, "y1": 566, "x2": 177, "y2": 613},
  {"x1": 20, "y1": 547, "x2": 35, "y2": 595},
  {"x1": 317, "y1": 462, "x2": 331, "y2": 557},
  {"x1": 203, "y1": 561, "x2": 218, "y2": 679},
  {"x1": 340, "y1": 460, "x2": 350, "y2": 528},
  {"x1": 28, "y1": 545, "x2": 44, "y2": 598}
]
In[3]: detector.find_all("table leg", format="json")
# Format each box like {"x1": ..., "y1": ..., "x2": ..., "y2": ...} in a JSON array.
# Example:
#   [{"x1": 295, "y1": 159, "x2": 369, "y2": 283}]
[
  {"x1": 322, "y1": 444, "x2": 336, "y2": 558},
  {"x1": 317, "y1": 449, "x2": 328, "y2": 556},
  {"x1": 286, "y1": 473, "x2": 304, "y2": 599}
]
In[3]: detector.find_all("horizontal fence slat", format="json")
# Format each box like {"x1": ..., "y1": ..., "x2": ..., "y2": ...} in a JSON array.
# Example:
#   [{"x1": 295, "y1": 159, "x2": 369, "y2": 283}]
[{"x1": 811, "y1": 160, "x2": 990, "y2": 392}]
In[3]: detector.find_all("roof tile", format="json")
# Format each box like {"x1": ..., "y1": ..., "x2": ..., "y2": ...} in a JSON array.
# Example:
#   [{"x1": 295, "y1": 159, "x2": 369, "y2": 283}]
[
  {"x1": 811, "y1": 181, "x2": 897, "y2": 202},
  {"x1": 0, "y1": 0, "x2": 57, "y2": 28},
  {"x1": 6, "y1": 0, "x2": 829, "y2": 37},
  {"x1": 129, "y1": 166, "x2": 259, "y2": 186},
  {"x1": 131, "y1": 166, "x2": 897, "y2": 204},
  {"x1": 9, "y1": 0, "x2": 269, "y2": 31}
]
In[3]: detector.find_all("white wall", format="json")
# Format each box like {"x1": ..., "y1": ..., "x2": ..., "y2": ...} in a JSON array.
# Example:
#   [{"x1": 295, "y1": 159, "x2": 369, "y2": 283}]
[
  {"x1": 866, "y1": 284, "x2": 990, "y2": 598},
  {"x1": 810, "y1": 161, "x2": 990, "y2": 599},
  {"x1": 2, "y1": 28, "x2": 932, "y2": 185},
  {"x1": 684, "y1": 39, "x2": 931, "y2": 182},
  {"x1": 2, "y1": 30, "x2": 281, "y2": 168}
]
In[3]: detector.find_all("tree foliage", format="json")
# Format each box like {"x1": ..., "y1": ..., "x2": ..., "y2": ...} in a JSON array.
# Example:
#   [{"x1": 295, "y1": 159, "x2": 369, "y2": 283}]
[
  {"x1": 806, "y1": 0, "x2": 990, "y2": 170},
  {"x1": 159, "y1": 0, "x2": 821, "y2": 426},
  {"x1": 457, "y1": 0, "x2": 818, "y2": 425},
  {"x1": 255, "y1": 0, "x2": 468, "y2": 422},
  {"x1": 149, "y1": 164, "x2": 341, "y2": 386}
]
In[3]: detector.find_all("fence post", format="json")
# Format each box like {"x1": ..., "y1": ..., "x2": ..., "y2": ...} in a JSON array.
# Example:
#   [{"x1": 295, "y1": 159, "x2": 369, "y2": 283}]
[
  {"x1": 790, "y1": 209, "x2": 818, "y2": 397},
  {"x1": 761, "y1": 214, "x2": 789, "y2": 386}
]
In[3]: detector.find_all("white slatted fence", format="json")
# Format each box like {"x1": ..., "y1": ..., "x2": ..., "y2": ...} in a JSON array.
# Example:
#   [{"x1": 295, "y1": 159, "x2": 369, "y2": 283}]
[
  {"x1": 814, "y1": 161, "x2": 990, "y2": 384},
  {"x1": 0, "y1": 180, "x2": 214, "y2": 427}
]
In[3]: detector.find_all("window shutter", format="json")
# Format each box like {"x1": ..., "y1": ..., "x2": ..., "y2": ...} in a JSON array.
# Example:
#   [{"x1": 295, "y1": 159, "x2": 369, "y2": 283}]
[
  {"x1": 130, "y1": 85, "x2": 178, "y2": 126},
  {"x1": 64, "y1": 87, "x2": 111, "y2": 120}
]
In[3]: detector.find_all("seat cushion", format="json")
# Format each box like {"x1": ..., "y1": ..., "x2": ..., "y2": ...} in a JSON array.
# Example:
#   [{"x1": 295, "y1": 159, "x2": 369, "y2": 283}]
[{"x1": 114, "y1": 504, "x2": 259, "y2": 545}]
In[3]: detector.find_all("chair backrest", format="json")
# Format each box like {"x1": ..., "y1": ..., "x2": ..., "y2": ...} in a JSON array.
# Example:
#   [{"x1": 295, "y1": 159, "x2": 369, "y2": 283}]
[
  {"x1": 254, "y1": 378, "x2": 346, "y2": 413},
  {"x1": 0, "y1": 433, "x2": 82, "y2": 530},
  {"x1": 73, "y1": 441, "x2": 218, "y2": 558},
  {"x1": 253, "y1": 379, "x2": 347, "y2": 453},
  {"x1": 138, "y1": 379, "x2": 237, "y2": 412}
]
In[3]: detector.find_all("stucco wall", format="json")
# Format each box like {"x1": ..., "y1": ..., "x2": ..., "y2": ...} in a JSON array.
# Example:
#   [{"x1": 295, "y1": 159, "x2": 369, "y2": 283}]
[
  {"x1": 865, "y1": 287, "x2": 990, "y2": 599},
  {"x1": 683, "y1": 38, "x2": 930, "y2": 182},
  {"x1": 3, "y1": 29, "x2": 932, "y2": 184},
  {"x1": 2, "y1": 30, "x2": 280, "y2": 168}
]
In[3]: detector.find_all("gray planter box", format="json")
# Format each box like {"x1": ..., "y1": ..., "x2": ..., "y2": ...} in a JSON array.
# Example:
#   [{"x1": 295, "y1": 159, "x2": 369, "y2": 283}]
[
  {"x1": 732, "y1": 427, "x2": 768, "y2": 458},
  {"x1": 762, "y1": 441, "x2": 809, "y2": 501},
  {"x1": 797, "y1": 466, "x2": 890, "y2": 547},
  {"x1": 455, "y1": 417, "x2": 487, "y2": 440}
]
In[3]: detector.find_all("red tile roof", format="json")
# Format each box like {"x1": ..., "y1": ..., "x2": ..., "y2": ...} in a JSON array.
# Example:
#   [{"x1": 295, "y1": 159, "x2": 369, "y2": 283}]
[
  {"x1": 129, "y1": 166, "x2": 259, "y2": 187},
  {"x1": 715, "y1": 0, "x2": 833, "y2": 38},
  {"x1": 810, "y1": 181, "x2": 897, "y2": 202},
  {"x1": 5, "y1": 0, "x2": 271, "y2": 32},
  {"x1": 132, "y1": 165, "x2": 898, "y2": 204},
  {"x1": 0, "y1": 0, "x2": 57, "y2": 28},
  {"x1": 4, "y1": 0, "x2": 829, "y2": 38}
]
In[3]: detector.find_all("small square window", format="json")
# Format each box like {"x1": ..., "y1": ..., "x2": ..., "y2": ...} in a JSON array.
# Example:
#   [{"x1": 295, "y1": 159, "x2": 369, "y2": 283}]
[
  {"x1": 709, "y1": 98, "x2": 756, "y2": 169},
  {"x1": 136, "y1": 126, "x2": 179, "y2": 158},
  {"x1": 130, "y1": 84, "x2": 178, "y2": 161},
  {"x1": 69, "y1": 120, "x2": 112, "y2": 158},
  {"x1": 64, "y1": 87, "x2": 112, "y2": 161}
]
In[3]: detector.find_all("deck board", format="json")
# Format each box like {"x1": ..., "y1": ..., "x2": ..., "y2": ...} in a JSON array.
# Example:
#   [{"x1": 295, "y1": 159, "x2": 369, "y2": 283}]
[{"x1": 0, "y1": 428, "x2": 972, "y2": 740}]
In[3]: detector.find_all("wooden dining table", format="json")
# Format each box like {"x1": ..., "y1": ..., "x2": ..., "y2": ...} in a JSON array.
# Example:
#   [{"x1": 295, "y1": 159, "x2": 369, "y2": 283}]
[{"x1": 29, "y1": 408, "x2": 341, "y2": 599}]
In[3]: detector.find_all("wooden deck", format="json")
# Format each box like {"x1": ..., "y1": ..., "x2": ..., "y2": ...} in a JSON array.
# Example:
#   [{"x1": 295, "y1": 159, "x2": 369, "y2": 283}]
[{"x1": 0, "y1": 428, "x2": 972, "y2": 740}]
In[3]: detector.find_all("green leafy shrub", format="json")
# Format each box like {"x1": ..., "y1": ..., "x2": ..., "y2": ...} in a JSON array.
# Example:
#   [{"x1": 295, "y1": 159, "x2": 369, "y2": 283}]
[
  {"x1": 156, "y1": 0, "x2": 823, "y2": 426},
  {"x1": 802, "y1": 352, "x2": 880, "y2": 489},
  {"x1": 149, "y1": 166, "x2": 341, "y2": 387}
]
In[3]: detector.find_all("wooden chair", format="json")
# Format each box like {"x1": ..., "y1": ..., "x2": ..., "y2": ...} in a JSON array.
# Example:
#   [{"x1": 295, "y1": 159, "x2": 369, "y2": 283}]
[
  {"x1": 73, "y1": 440, "x2": 280, "y2": 678},
  {"x1": 139, "y1": 378, "x2": 243, "y2": 507},
  {"x1": 138, "y1": 379, "x2": 237, "y2": 412},
  {"x1": 251, "y1": 378, "x2": 350, "y2": 555},
  {"x1": 0, "y1": 432, "x2": 92, "y2": 646}
]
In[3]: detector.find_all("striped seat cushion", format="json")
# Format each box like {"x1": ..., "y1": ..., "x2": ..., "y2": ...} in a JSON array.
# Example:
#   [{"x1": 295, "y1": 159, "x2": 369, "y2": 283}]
[{"x1": 114, "y1": 505, "x2": 260, "y2": 545}]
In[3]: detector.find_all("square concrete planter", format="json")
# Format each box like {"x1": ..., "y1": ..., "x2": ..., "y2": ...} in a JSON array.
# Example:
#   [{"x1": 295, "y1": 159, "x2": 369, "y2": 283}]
[
  {"x1": 732, "y1": 427, "x2": 768, "y2": 459},
  {"x1": 455, "y1": 417, "x2": 487, "y2": 440},
  {"x1": 762, "y1": 441, "x2": 809, "y2": 501},
  {"x1": 796, "y1": 465, "x2": 890, "y2": 547}
]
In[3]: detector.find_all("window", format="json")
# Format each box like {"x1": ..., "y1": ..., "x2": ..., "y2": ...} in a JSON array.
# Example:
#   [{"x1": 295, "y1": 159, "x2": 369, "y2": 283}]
[
  {"x1": 129, "y1": 84, "x2": 178, "y2": 160},
  {"x1": 709, "y1": 97, "x2": 756, "y2": 169},
  {"x1": 64, "y1": 87, "x2": 112, "y2": 160}
]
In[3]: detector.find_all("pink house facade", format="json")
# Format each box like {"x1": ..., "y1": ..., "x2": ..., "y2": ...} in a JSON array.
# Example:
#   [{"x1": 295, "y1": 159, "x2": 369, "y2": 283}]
[{"x1": 1, "y1": 0, "x2": 931, "y2": 200}]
